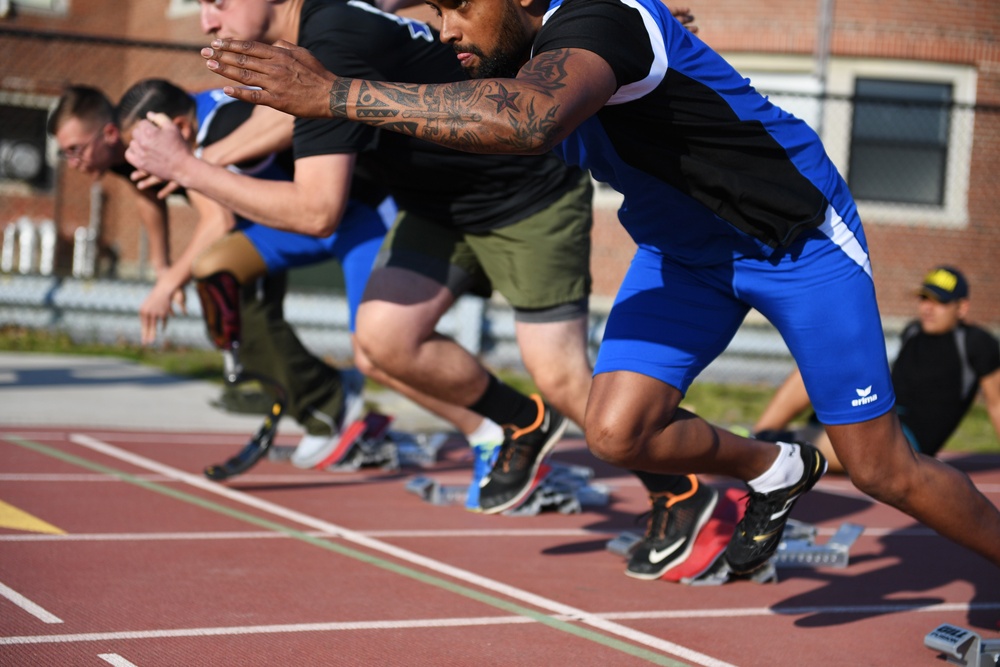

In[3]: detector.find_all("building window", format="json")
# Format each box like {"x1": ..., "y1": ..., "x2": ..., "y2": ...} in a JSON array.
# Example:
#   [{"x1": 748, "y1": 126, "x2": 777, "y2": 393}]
[
  {"x1": 0, "y1": 94, "x2": 52, "y2": 192},
  {"x1": 9, "y1": 0, "x2": 68, "y2": 13},
  {"x1": 822, "y1": 58, "x2": 975, "y2": 229},
  {"x1": 848, "y1": 79, "x2": 952, "y2": 206},
  {"x1": 167, "y1": 0, "x2": 200, "y2": 18}
]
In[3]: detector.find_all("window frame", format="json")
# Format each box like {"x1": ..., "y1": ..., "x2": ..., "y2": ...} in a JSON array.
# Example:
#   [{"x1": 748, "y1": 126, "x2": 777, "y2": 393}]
[
  {"x1": 824, "y1": 58, "x2": 976, "y2": 229},
  {"x1": 0, "y1": 90, "x2": 57, "y2": 194},
  {"x1": 10, "y1": 0, "x2": 68, "y2": 14}
]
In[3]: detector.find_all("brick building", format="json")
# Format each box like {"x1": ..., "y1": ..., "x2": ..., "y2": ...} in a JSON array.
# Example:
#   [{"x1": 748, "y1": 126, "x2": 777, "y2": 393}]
[{"x1": 1, "y1": 0, "x2": 998, "y2": 326}]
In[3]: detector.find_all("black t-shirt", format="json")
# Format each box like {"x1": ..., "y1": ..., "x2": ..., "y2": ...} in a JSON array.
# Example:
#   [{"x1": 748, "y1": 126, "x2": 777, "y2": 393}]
[
  {"x1": 199, "y1": 91, "x2": 387, "y2": 207},
  {"x1": 201, "y1": 99, "x2": 294, "y2": 175},
  {"x1": 294, "y1": 0, "x2": 583, "y2": 232},
  {"x1": 892, "y1": 321, "x2": 1000, "y2": 455}
]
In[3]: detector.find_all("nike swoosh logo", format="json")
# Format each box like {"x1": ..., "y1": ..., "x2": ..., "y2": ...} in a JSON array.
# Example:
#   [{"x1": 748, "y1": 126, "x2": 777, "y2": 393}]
[
  {"x1": 648, "y1": 538, "x2": 685, "y2": 564},
  {"x1": 769, "y1": 493, "x2": 801, "y2": 521}
]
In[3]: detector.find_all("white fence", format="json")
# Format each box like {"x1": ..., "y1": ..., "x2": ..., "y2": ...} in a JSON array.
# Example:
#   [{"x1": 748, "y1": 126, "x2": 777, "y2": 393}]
[{"x1": 0, "y1": 272, "x2": 867, "y2": 387}]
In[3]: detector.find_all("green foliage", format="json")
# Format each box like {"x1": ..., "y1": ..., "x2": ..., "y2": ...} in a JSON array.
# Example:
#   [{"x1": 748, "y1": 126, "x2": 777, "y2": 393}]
[{"x1": 0, "y1": 325, "x2": 224, "y2": 382}]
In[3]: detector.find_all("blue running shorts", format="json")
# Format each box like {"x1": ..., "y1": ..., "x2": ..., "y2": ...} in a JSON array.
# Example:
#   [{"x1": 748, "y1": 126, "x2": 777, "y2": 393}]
[
  {"x1": 238, "y1": 198, "x2": 395, "y2": 331},
  {"x1": 594, "y1": 205, "x2": 896, "y2": 426}
]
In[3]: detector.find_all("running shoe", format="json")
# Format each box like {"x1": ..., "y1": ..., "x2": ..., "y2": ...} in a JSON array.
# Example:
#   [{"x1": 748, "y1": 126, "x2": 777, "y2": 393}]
[
  {"x1": 290, "y1": 370, "x2": 366, "y2": 469},
  {"x1": 478, "y1": 395, "x2": 567, "y2": 514},
  {"x1": 725, "y1": 442, "x2": 827, "y2": 574},
  {"x1": 626, "y1": 476, "x2": 719, "y2": 580}
]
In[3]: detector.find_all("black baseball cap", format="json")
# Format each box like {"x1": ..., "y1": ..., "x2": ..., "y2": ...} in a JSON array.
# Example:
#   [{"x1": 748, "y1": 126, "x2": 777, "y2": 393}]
[{"x1": 918, "y1": 266, "x2": 969, "y2": 303}]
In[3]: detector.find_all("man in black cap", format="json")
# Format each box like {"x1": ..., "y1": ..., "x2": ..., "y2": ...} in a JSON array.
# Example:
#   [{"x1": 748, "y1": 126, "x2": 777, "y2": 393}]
[{"x1": 755, "y1": 266, "x2": 1000, "y2": 472}]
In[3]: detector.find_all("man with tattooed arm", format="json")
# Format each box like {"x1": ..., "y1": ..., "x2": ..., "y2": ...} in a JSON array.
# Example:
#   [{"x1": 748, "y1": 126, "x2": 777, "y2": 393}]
[{"x1": 180, "y1": 0, "x2": 1000, "y2": 572}]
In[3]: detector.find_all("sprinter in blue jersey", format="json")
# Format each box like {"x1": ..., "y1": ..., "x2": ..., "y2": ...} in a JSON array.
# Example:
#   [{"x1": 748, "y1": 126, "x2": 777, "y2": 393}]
[{"x1": 200, "y1": 0, "x2": 1000, "y2": 572}]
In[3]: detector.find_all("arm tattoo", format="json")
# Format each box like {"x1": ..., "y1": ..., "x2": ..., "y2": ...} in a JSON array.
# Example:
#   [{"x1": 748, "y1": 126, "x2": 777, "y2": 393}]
[
  {"x1": 328, "y1": 78, "x2": 352, "y2": 118},
  {"x1": 327, "y1": 49, "x2": 577, "y2": 153}
]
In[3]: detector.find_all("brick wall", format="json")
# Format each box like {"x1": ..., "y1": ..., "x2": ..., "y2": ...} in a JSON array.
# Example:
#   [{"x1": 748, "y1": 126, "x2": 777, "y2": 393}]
[{"x1": 2, "y1": 0, "x2": 998, "y2": 326}]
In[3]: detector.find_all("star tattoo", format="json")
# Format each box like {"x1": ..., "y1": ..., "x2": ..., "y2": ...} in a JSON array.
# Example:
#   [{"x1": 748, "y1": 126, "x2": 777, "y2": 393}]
[{"x1": 485, "y1": 83, "x2": 521, "y2": 113}]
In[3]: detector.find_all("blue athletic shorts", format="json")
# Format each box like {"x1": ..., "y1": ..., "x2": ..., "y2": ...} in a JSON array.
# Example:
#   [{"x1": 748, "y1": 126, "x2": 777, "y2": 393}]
[
  {"x1": 594, "y1": 205, "x2": 896, "y2": 426},
  {"x1": 238, "y1": 198, "x2": 395, "y2": 331}
]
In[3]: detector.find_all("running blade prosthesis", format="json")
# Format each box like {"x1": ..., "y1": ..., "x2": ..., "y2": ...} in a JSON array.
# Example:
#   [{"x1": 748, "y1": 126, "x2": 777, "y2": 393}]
[{"x1": 204, "y1": 399, "x2": 284, "y2": 481}]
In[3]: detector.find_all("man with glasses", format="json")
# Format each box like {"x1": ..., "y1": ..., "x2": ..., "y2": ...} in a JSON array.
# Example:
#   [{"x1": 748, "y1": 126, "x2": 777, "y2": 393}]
[{"x1": 48, "y1": 85, "x2": 172, "y2": 279}]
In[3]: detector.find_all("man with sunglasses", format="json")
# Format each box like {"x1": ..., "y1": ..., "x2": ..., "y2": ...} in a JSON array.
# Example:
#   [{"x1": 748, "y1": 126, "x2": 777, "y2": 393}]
[{"x1": 754, "y1": 266, "x2": 1000, "y2": 472}]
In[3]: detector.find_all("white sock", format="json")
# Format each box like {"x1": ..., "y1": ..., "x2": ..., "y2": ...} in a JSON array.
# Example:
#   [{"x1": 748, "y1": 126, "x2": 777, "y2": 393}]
[
  {"x1": 466, "y1": 418, "x2": 505, "y2": 449},
  {"x1": 747, "y1": 442, "x2": 804, "y2": 494}
]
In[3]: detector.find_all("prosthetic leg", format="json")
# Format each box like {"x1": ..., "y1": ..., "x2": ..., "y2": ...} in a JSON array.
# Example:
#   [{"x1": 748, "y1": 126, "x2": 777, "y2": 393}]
[{"x1": 197, "y1": 271, "x2": 288, "y2": 481}]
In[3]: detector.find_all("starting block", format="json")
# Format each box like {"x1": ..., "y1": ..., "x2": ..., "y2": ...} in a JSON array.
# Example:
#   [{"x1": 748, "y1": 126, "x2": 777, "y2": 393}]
[
  {"x1": 773, "y1": 521, "x2": 864, "y2": 569},
  {"x1": 269, "y1": 416, "x2": 449, "y2": 472},
  {"x1": 925, "y1": 624, "x2": 1000, "y2": 666},
  {"x1": 405, "y1": 461, "x2": 611, "y2": 515}
]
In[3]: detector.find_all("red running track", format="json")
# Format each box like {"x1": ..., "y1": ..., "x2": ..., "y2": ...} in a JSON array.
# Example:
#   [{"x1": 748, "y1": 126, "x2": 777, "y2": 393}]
[{"x1": 1, "y1": 427, "x2": 998, "y2": 666}]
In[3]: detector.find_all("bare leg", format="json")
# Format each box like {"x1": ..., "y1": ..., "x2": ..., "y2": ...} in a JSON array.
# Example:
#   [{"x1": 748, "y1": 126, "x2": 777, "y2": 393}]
[
  {"x1": 586, "y1": 370, "x2": 780, "y2": 480},
  {"x1": 829, "y1": 411, "x2": 1000, "y2": 566},
  {"x1": 355, "y1": 267, "x2": 489, "y2": 406},
  {"x1": 353, "y1": 338, "x2": 485, "y2": 435},
  {"x1": 515, "y1": 315, "x2": 592, "y2": 427}
]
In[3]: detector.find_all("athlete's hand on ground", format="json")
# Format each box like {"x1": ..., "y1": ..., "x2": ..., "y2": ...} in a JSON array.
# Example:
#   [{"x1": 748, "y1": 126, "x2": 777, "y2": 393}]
[
  {"x1": 126, "y1": 112, "x2": 194, "y2": 196},
  {"x1": 202, "y1": 39, "x2": 338, "y2": 119}
]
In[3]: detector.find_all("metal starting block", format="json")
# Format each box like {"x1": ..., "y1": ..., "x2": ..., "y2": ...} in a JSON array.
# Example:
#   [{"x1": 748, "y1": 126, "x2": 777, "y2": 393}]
[
  {"x1": 773, "y1": 521, "x2": 864, "y2": 569},
  {"x1": 392, "y1": 431, "x2": 449, "y2": 469},
  {"x1": 268, "y1": 429, "x2": 449, "y2": 472},
  {"x1": 925, "y1": 624, "x2": 1000, "y2": 666},
  {"x1": 405, "y1": 461, "x2": 611, "y2": 515},
  {"x1": 404, "y1": 476, "x2": 469, "y2": 506}
]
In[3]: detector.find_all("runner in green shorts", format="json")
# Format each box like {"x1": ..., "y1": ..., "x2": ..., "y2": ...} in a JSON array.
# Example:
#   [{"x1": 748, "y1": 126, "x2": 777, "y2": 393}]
[{"x1": 354, "y1": 172, "x2": 596, "y2": 511}]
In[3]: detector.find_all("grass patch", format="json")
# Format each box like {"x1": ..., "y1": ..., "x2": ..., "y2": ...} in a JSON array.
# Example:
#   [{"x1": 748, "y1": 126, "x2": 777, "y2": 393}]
[
  {"x1": 0, "y1": 325, "x2": 225, "y2": 382},
  {"x1": 1, "y1": 325, "x2": 994, "y2": 453}
]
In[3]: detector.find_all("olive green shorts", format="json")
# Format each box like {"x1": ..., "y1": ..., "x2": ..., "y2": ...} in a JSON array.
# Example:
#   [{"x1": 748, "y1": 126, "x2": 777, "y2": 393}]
[{"x1": 375, "y1": 174, "x2": 593, "y2": 323}]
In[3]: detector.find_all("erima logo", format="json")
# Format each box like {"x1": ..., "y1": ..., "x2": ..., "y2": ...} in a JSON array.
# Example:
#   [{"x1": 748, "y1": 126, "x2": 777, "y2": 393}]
[{"x1": 851, "y1": 385, "x2": 878, "y2": 407}]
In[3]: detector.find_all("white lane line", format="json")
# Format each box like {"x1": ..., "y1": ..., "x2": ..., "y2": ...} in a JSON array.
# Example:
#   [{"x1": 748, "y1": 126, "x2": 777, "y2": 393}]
[
  {"x1": 98, "y1": 654, "x2": 139, "y2": 667},
  {"x1": 1, "y1": 616, "x2": 536, "y2": 645},
  {"x1": 0, "y1": 528, "x2": 605, "y2": 542},
  {"x1": 602, "y1": 601, "x2": 1000, "y2": 620},
  {"x1": 0, "y1": 580, "x2": 63, "y2": 624},
  {"x1": 0, "y1": 526, "x2": 939, "y2": 543},
  {"x1": 7, "y1": 470, "x2": 997, "y2": 494},
  {"x1": 4, "y1": 601, "x2": 997, "y2": 646},
  {"x1": 1, "y1": 432, "x2": 253, "y2": 445},
  {"x1": 69, "y1": 433, "x2": 735, "y2": 667},
  {"x1": 0, "y1": 473, "x2": 351, "y2": 484}
]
